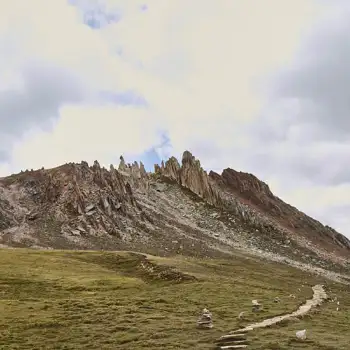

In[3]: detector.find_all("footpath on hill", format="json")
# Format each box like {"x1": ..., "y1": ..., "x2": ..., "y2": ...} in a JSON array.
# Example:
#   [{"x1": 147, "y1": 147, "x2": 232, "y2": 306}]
[{"x1": 215, "y1": 284, "x2": 328, "y2": 349}]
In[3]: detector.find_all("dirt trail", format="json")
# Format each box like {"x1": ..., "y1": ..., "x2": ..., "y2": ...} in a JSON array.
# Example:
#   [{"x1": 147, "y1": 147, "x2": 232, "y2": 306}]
[{"x1": 233, "y1": 284, "x2": 327, "y2": 333}]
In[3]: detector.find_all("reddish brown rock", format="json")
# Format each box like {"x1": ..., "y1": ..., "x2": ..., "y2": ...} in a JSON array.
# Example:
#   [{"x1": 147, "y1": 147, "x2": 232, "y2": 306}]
[
  {"x1": 156, "y1": 151, "x2": 350, "y2": 260},
  {"x1": 209, "y1": 168, "x2": 350, "y2": 253},
  {"x1": 0, "y1": 150, "x2": 349, "y2": 271}
]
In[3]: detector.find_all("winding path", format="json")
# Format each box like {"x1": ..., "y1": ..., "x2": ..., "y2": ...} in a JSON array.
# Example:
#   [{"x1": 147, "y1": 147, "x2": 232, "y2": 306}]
[
  {"x1": 215, "y1": 284, "x2": 327, "y2": 349},
  {"x1": 235, "y1": 284, "x2": 327, "y2": 333}
]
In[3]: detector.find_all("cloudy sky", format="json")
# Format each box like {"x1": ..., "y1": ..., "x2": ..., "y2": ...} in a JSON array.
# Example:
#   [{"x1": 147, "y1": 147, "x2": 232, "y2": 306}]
[{"x1": 1, "y1": 0, "x2": 350, "y2": 238}]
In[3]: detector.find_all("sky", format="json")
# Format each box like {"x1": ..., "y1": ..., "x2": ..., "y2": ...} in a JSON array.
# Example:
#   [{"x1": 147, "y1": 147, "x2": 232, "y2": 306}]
[{"x1": 1, "y1": 0, "x2": 350, "y2": 238}]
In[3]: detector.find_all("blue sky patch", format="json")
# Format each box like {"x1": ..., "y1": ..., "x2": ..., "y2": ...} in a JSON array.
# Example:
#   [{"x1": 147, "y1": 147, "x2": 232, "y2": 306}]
[
  {"x1": 99, "y1": 90, "x2": 148, "y2": 107},
  {"x1": 83, "y1": 9, "x2": 121, "y2": 29},
  {"x1": 68, "y1": 0, "x2": 122, "y2": 29},
  {"x1": 137, "y1": 148, "x2": 161, "y2": 171}
]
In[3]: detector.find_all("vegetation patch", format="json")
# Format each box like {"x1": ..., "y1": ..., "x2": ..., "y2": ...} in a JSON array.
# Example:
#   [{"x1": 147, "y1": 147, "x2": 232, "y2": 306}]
[{"x1": 0, "y1": 248, "x2": 349, "y2": 349}]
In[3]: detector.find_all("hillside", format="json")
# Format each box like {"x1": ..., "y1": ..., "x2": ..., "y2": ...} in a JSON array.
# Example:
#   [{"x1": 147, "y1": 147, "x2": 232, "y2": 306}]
[
  {"x1": 0, "y1": 151, "x2": 349, "y2": 278},
  {"x1": 1, "y1": 151, "x2": 350, "y2": 349},
  {"x1": 1, "y1": 248, "x2": 349, "y2": 350}
]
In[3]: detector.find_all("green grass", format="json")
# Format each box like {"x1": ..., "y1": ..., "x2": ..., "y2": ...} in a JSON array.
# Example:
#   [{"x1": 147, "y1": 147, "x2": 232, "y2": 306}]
[{"x1": 0, "y1": 248, "x2": 349, "y2": 349}]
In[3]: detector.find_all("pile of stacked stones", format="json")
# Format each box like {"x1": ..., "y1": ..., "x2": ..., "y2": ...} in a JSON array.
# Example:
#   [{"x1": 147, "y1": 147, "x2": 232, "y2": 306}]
[
  {"x1": 215, "y1": 330, "x2": 249, "y2": 349},
  {"x1": 197, "y1": 308, "x2": 213, "y2": 329}
]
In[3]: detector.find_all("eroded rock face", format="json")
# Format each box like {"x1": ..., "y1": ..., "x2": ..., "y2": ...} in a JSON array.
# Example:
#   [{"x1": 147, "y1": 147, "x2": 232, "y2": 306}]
[
  {"x1": 118, "y1": 156, "x2": 127, "y2": 173},
  {"x1": 157, "y1": 152, "x2": 284, "y2": 243},
  {"x1": 156, "y1": 151, "x2": 350, "y2": 260},
  {"x1": 0, "y1": 150, "x2": 349, "y2": 270},
  {"x1": 158, "y1": 151, "x2": 221, "y2": 206},
  {"x1": 162, "y1": 157, "x2": 181, "y2": 181},
  {"x1": 180, "y1": 151, "x2": 221, "y2": 205},
  {"x1": 221, "y1": 168, "x2": 275, "y2": 204},
  {"x1": 0, "y1": 159, "x2": 151, "y2": 242},
  {"x1": 117, "y1": 157, "x2": 149, "y2": 193},
  {"x1": 211, "y1": 168, "x2": 350, "y2": 252},
  {"x1": 0, "y1": 197, "x2": 15, "y2": 230},
  {"x1": 41, "y1": 160, "x2": 138, "y2": 237}
]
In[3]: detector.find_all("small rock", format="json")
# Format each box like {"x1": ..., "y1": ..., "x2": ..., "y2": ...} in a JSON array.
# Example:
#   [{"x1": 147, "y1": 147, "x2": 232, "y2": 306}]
[
  {"x1": 296, "y1": 329, "x2": 307, "y2": 340},
  {"x1": 238, "y1": 311, "x2": 245, "y2": 319},
  {"x1": 85, "y1": 204, "x2": 95, "y2": 212},
  {"x1": 27, "y1": 212, "x2": 39, "y2": 220},
  {"x1": 77, "y1": 225, "x2": 86, "y2": 233},
  {"x1": 153, "y1": 183, "x2": 167, "y2": 192}
]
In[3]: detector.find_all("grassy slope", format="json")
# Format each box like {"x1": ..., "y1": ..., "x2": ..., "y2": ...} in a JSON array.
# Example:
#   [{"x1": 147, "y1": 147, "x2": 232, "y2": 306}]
[{"x1": 0, "y1": 249, "x2": 349, "y2": 350}]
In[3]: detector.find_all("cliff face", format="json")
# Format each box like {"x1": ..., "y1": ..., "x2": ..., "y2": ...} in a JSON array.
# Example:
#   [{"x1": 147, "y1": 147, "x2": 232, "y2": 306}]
[
  {"x1": 154, "y1": 152, "x2": 350, "y2": 259},
  {"x1": 212, "y1": 168, "x2": 350, "y2": 252},
  {"x1": 0, "y1": 159, "x2": 148, "y2": 246},
  {"x1": 0, "y1": 151, "x2": 349, "y2": 271},
  {"x1": 158, "y1": 151, "x2": 221, "y2": 206}
]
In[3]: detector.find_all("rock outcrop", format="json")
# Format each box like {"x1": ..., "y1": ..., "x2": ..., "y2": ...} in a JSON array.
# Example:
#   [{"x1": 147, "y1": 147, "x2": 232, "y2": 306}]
[
  {"x1": 210, "y1": 167, "x2": 350, "y2": 253},
  {"x1": 0, "y1": 150, "x2": 349, "y2": 273},
  {"x1": 154, "y1": 151, "x2": 350, "y2": 265},
  {"x1": 157, "y1": 151, "x2": 221, "y2": 206},
  {"x1": 0, "y1": 158, "x2": 150, "y2": 244},
  {"x1": 155, "y1": 152, "x2": 349, "y2": 258}
]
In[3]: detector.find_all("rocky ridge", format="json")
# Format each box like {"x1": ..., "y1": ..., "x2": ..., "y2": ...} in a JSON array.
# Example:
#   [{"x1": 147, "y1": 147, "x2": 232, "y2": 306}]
[
  {"x1": 157, "y1": 152, "x2": 350, "y2": 257},
  {"x1": 0, "y1": 151, "x2": 349, "y2": 276}
]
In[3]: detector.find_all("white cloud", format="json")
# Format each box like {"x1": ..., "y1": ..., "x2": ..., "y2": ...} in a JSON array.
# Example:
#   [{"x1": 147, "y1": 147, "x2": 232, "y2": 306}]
[
  {"x1": 1, "y1": 0, "x2": 350, "y2": 238},
  {"x1": 267, "y1": 179, "x2": 350, "y2": 235},
  {"x1": 0, "y1": 0, "x2": 325, "y2": 163},
  {"x1": 8, "y1": 103, "x2": 163, "y2": 171}
]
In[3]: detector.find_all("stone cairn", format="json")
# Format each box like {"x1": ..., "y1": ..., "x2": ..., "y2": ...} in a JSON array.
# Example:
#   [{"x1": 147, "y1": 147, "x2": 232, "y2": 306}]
[
  {"x1": 197, "y1": 308, "x2": 213, "y2": 329},
  {"x1": 252, "y1": 300, "x2": 262, "y2": 312},
  {"x1": 215, "y1": 330, "x2": 250, "y2": 349}
]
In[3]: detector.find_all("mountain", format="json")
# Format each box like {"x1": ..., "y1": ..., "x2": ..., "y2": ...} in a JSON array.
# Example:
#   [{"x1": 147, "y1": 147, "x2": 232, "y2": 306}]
[{"x1": 0, "y1": 151, "x2": 349, "y2": 274}]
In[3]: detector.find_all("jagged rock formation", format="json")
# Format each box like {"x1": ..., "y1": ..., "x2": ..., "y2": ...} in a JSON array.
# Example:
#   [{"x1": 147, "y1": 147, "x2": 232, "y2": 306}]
[
  {"x1": 209, "y1": 168, "x2": 350, "y2": 258},
  {"x1": 0, "y1": 159, "x2": 149, "y2": 248},
  {"x1": 0, "y1": 151, "x2": 349, "y2": 275},
  {"x1": 155, "y1": 152, "x2": 350, "y2": 261},
  {"x1": 0, "y1": 196, "x2": 16, "y2": 230},
  {"x1": 158, "y1": 151, "x2": 221, "y2": 206}
]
